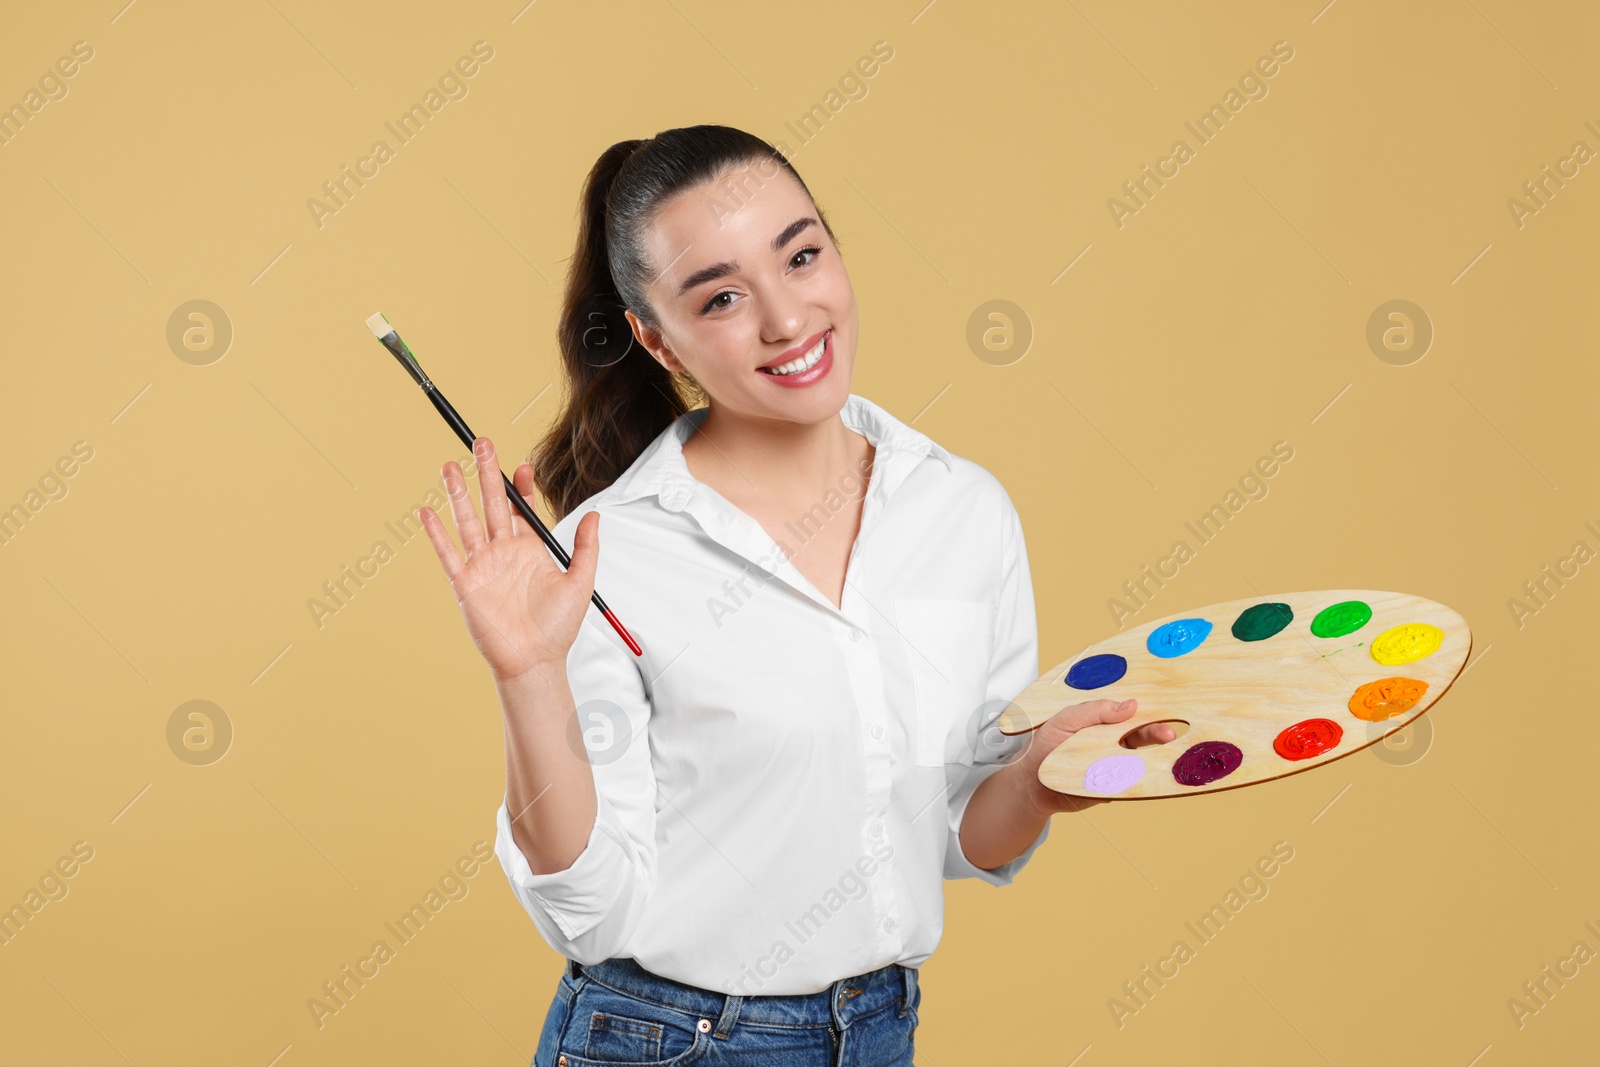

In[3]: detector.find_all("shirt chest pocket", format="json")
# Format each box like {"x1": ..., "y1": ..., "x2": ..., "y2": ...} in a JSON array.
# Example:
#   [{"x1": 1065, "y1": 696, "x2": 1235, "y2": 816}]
[{"x1": 893, "y1": 597, "x2": 996, "y2": 768}]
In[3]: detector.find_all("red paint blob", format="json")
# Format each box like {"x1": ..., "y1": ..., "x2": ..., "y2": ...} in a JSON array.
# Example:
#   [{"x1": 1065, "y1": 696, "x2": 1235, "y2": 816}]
[{"x1": 1273, "y1": 718, "x2": 1343, "y2": 761}]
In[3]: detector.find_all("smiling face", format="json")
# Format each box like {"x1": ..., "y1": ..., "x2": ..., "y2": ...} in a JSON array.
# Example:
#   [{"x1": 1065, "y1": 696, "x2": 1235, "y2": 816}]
[{"x1": 623, "y1": 160, "x2": 857, "y2": 427}]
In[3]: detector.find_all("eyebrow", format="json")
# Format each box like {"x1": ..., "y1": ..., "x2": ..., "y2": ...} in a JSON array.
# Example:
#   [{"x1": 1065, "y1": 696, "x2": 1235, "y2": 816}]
[{"x1": 675, "y1": 216, "x2": 818, "y2": 298}]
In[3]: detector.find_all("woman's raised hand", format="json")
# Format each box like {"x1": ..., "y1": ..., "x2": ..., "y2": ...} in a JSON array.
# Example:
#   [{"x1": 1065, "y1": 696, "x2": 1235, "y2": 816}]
[{"x1": 418, "y1": 436, "x2": 600, "y2": 685}]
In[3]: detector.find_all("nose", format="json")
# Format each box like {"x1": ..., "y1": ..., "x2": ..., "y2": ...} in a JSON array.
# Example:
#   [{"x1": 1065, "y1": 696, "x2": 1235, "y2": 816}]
[{"x1": 754, "y1": 273, "x2": 808, "y2": 345}]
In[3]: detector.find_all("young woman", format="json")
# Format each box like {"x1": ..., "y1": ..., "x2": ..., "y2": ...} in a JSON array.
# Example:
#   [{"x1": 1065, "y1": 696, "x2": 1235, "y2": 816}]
[{"x1": 419, "y1": 125, "x2": 1169, "y2": 1066}]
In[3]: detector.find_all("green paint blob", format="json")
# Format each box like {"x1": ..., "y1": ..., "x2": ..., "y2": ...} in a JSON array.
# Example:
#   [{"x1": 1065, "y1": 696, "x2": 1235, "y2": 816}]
[
  {"x1": 1232, "y1": 602, "x2": 1293, "y2": 641},
  {"x1": 1311, "y1": 600, "x2": 1372, "y2": 638}
]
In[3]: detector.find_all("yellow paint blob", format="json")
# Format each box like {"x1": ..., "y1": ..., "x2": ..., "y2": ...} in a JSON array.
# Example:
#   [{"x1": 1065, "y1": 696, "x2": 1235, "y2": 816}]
[{"x1": 1370, "y1": 623, "x2": 1444, "y2": 666}]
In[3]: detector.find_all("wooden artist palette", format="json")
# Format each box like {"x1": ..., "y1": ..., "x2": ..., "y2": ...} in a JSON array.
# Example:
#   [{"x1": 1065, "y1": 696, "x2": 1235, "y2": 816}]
[{"x1": 997, "y1": 590, "x2": 1471, "y2": 799}]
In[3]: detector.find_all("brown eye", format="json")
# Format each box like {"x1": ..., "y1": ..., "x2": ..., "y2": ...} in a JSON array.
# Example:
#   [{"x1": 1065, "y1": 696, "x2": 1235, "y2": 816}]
[{"x1": 700, "y1": 287, "x2": 736, "y2": 313}]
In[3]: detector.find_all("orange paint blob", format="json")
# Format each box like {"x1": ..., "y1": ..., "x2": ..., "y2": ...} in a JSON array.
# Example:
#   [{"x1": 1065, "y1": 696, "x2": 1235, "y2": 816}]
[{"x1": 1348, "y1": 677, "x2": 1430, "y2": 722}]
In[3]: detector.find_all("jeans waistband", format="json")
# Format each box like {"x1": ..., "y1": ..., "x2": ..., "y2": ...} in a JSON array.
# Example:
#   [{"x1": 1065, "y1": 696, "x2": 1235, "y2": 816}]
[{"x1": 565, "y1": 957, "x2": 918, "y2": 1033}]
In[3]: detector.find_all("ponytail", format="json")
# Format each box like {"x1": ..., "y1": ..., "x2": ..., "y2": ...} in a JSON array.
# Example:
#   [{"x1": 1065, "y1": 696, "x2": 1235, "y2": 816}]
[{"x1": 529, "y1": 125, "x2": 833, "y2": 521}]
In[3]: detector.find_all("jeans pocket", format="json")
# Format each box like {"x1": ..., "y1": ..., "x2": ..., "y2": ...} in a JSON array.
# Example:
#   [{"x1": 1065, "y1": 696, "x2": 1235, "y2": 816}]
[
  {"x1": 561, "y1": 980, "x2": 708, "y2": 1066},
  {"x1": 533, "y1": 975, "x2": 575, "y2": 1067},
  {"x1": 587, "y1": 1007, "x2": 665, "y2": 1062}
]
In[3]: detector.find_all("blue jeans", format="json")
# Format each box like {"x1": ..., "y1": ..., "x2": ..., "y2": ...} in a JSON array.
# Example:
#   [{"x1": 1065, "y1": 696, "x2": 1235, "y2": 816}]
[{"x1": 534, "y1": 956, "x2": 921, "y2": 1066}]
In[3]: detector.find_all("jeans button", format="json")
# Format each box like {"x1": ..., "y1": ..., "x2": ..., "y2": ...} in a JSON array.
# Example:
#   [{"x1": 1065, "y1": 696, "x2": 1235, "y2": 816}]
[{"x1": 697, "y1": 1018, "x2": 712, "y2": 1033}]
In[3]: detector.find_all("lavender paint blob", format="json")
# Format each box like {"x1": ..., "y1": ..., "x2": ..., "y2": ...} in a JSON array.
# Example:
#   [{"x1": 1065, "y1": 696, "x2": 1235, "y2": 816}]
[
  {"x1": 1083, "y1": 754, "x2": 1146, "y2": 795},
  {"x1": 1171, "y1": 741, "x2": 1243, "y2": 786}
]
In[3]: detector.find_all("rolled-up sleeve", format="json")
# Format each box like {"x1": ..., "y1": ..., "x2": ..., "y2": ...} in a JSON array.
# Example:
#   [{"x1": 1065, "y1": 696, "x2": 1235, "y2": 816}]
[
  {"x1": 943, "y1": 491, "x2": 1051, "y2": 884},
  {"x1": 493, "y1": 593, "x2": 659, "y2": 962}
]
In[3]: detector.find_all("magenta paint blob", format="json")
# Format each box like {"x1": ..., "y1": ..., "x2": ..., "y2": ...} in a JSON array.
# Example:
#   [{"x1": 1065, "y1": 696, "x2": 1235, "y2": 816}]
[{"x1": 1171, "y1": 741, "x2": 1243, "y2": 786}]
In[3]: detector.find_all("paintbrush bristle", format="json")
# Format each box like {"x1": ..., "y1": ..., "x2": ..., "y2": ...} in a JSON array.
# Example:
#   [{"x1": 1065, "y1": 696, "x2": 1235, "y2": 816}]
[{"x1": 366, "y1": 312, "x2": 394, "y2": 338}]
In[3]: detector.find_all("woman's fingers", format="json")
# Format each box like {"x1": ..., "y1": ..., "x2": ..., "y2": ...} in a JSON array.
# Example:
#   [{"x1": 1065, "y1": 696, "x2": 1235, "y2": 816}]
[
  {"x1": 443, "y1": 460, "x2": 488, "y2": 556},
  {"x1": 1121, "y1": 721, "x2": 1177, "y2": 748},
  {"x1": 475, "y1": 437, "x2": 513, "y2": 542},
  {"x1": 511, "y1": 463, "x2": 538, "y2": 538},
  {"x1": 567, "y1": 510, "x2": 601, "y2": 595},
  {"x1": 1049, "y1": 697, "x2": 1139, "y2": 736},
  {"x1": 417, "y1": 504, "x2": 464, "y2": 584}
]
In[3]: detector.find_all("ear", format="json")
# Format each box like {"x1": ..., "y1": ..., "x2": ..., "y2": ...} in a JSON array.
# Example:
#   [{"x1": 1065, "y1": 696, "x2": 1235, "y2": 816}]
[{"x1": 624, "y1": 309, "x2": 685, "y2": 373}]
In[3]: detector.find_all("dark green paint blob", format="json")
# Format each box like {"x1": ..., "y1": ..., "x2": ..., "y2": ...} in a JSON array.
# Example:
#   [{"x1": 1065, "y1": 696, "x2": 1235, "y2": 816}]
[
  {"x1": 1231, "y1": 602, "x2": 1293, "y2": 642},
  {"x1": 1311, "y1": 600, "x2": 1372, "y2": 638}
]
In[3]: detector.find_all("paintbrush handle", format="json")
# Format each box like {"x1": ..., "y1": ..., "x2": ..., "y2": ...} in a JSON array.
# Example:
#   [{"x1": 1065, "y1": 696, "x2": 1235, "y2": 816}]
[{"x1": 368, "y1": 314, "x2": 643, "y2": 657}]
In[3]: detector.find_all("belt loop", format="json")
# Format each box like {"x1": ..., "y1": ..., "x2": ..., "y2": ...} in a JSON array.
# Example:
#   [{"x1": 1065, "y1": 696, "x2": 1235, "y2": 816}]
[
  {"x1": 902, "y1": 965, "x2": 917, "y2": 1011},
  {"x1": 713, "y1": 992, "x2": 743, "y2": 1039},
  {"x1": 565, "y1": 959, "x2": 582, "y2": 982}
]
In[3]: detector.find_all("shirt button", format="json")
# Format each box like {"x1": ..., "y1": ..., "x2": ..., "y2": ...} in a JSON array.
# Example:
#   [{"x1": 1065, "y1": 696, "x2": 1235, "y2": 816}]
[
  {"x1": 849, "y1": 628, "x2": 864, "y2": 642},
  {"x1": 871, "y1": 724, "x2": 883, "y2": 739},
  {"x1": 871, "y1": 822, "x2": 883, "y2": 837}
]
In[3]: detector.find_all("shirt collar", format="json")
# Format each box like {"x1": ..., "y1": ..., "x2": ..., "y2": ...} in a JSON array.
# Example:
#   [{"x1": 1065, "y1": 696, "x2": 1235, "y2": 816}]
[{"x1": 599, "y1": 393, "x2": 954, "y2": 513}]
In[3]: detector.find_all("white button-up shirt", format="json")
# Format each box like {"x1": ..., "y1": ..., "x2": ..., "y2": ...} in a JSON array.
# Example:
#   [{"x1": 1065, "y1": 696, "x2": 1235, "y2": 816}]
[{"x1": 493, "y1": 392, "x2": 1050, "y2": 995}]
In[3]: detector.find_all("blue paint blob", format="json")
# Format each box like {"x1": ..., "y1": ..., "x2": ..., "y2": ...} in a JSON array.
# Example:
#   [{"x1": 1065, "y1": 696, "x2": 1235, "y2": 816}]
[
  {"x1": 1066, "y1": 653, "x2": 1128, "y2": 690},
  {"x1": 1147, "y1": 618, "x2": 1214, "y2": 658}
]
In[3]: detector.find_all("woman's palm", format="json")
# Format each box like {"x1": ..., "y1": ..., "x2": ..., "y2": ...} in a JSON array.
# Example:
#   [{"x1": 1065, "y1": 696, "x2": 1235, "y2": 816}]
[{"x1": 418, "y1": 439, "x2": 600, "y2": 683}]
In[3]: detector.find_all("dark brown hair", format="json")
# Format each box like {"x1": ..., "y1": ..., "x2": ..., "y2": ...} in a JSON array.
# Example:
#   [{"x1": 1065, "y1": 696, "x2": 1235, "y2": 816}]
[{"x1": 529, "y1": 124, "x2": 837, "y2": 521}]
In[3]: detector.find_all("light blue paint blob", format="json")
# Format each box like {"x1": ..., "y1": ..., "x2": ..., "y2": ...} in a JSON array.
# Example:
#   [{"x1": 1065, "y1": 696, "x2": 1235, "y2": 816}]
[{"x1": 1147, "y1": 618, "x2": 1213, "y2": 658}]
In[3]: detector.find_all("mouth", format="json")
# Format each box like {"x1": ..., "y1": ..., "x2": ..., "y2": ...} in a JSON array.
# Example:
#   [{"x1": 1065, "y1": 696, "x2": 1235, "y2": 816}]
[{"x1": 757, "y1": 328, "x2": 831, "y2": 376}]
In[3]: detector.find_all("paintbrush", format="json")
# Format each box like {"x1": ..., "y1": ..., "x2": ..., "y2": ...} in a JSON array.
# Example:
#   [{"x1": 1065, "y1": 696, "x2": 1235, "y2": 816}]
[{"x1": 366, "y1": 311, "x2": 642, "y2": 657}]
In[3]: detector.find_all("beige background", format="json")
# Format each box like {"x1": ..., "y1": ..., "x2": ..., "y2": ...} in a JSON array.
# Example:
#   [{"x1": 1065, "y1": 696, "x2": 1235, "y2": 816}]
[{"x1": 2, "y1": 1, "x2": 1595, "y2": 1063}]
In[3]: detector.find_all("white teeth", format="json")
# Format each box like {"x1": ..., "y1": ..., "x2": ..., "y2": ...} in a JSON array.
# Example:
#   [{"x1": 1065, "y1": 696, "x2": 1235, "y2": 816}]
[{"x1": 762, "y1": 333, "x2": 828, "y2": 375}]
